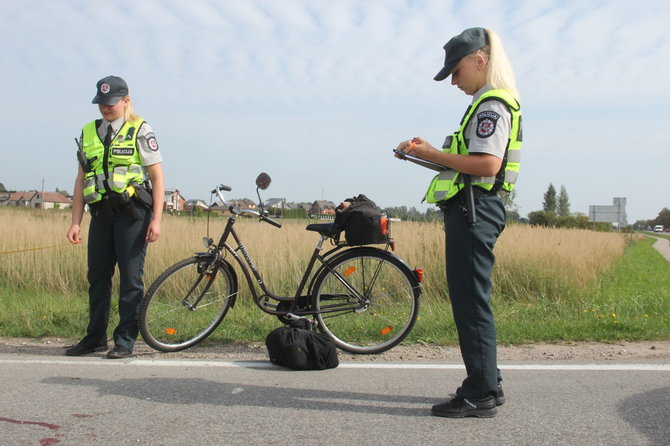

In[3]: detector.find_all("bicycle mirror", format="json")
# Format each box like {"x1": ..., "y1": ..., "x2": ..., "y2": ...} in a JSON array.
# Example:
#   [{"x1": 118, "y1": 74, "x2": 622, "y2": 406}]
[{"x1": 256, "y1": 172, "x2": 271, "y2": 190}]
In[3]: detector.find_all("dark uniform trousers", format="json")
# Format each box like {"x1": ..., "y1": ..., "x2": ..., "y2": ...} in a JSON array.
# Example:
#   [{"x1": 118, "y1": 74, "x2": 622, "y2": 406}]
[
  {"x1": 443, "y1": 192, "x2": 506, "y2": 399},
  {"x1": 81, "y1": 204, "x2": 151, "y2": 350}
]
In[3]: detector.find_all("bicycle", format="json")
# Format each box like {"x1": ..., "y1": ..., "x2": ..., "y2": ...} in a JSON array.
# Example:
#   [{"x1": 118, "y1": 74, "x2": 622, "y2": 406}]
[{"x1": 139, "y1": 173, "x2": 423, "y2": 355}]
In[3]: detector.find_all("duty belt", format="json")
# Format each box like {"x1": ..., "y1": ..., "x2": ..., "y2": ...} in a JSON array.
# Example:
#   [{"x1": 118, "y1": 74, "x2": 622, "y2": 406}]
[
  {"x1": 437, "y1": 187, "x2": 497, "y2": 212},
  {"x1": 89, "y1": 192, "x2": 140, "y2": 220}
]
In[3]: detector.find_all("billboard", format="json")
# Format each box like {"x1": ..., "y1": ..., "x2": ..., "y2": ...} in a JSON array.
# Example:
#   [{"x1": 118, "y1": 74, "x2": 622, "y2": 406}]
[{"x1": 589, "y1": 197, "x2": 627, "y2": 227}]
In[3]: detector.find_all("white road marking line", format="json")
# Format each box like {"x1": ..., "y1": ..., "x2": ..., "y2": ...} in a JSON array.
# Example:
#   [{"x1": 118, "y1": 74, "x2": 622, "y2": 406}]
[{"x1": 1, "y1": 358, "x2": 669, "y2": 371}]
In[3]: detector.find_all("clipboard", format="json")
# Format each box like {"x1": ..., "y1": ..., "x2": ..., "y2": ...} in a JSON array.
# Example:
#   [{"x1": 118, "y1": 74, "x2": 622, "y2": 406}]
[
  {"x1": 393, "y1": 149, "x2": 449, "y2": 172},
  {"x1": 393, "y1": 148, "x2": 477, "y2": 223}
]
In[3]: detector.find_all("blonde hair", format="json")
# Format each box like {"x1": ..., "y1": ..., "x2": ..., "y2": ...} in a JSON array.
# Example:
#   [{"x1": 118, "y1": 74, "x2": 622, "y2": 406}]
[
  {"x1": 123, "y1": 96, "x2": 141, "y2": 122},
  {"x1": 477, "y1": 29, "x2": 519, "y2": 99}
]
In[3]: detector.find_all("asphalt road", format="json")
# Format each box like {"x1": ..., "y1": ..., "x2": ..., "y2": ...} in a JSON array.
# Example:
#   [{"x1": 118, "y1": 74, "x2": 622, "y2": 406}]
[
  {"x1": 649, "y1": 233, "x2": 670, "y2": 262},
  {"x1": 1, "y1": 356, "x2": 669, "y2": 445},
  {"x1": 2, "y1": 233, "x2": 668, "y2": 445}
]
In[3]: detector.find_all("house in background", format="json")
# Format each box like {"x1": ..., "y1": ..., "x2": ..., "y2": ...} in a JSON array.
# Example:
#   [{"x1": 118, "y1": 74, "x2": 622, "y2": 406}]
[
  {"x1": 164, "y1": 189, "x2": 186, "y2": 212},
  {"x1": 207, "y1": 199, "x2": 256, "y2": 216},
  {"x1": 184, "y1": 199, "x2": 209, "y2": 212},
  {"x1": 0, "y1": 191, "x2": 12, "y2": 205},
  {"x1": 2, "y1": 191, "x2": 72, "y2": 209},
  {"x1": 309, "y1": 200, "x2": 336, "y2": 219},
  {"x1": 230, "y1": 199, "x2": 257, "y2": 211},
  {"x1": 294, "y1": 202, "x2": 312, "y2": 214},
  {"x1": 209, "y1": 202, "x2": 227, "y2": 215},
  {"x1": 264, "y1": 198, "x2": 291, "y2": 210},
  {"x1": 264, "y1": 198, "x2": 291, "y2": 217},
  {"x1": 39, "y1": 192, "x2": 72, "y2": 209},
  {"x1": 4, "y1": 191, "x2": 36, "y2": 207},
  {"x1": 322, "y1": 208, "x2": 336, "y2": 218}
]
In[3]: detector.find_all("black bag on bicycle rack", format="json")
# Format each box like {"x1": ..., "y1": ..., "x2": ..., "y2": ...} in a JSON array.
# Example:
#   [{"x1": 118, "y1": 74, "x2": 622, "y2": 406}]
[
  {"x1": 265, "y1": 319, "x2": 339, "y2": 370},
  {"x1": 334, "y1": 194, "x2": 389, "y2": 246}
]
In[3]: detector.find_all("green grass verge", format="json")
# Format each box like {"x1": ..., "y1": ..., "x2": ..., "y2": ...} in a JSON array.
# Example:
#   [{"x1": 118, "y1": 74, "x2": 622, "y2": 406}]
[
  {"x1": 492, "y1": 236, "x2": 670, "y2": 344},
  {"x1": 1, "y1": 237, "x2": 668, "y2": 346},
  {"x1": 639, "y1": 230, "x2": 670, "y2": 240}
]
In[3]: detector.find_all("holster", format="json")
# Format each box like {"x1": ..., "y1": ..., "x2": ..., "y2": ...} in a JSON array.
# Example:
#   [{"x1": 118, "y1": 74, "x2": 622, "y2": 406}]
[{"x1": 131, "y1": 182, "x2": 154, "y2": 209}]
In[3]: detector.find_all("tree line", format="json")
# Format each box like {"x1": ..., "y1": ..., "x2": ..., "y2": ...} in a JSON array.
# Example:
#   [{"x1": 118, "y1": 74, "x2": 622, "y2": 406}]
[
  {"x1": 4, "y1": 179, "x2": 664, "y2": 230},
  {"x1": 634, "y1": 208, "x2": 670, "y2": 231},
  {"x1": 524, "y1": 183, "x2": 615, "y2": 230}
]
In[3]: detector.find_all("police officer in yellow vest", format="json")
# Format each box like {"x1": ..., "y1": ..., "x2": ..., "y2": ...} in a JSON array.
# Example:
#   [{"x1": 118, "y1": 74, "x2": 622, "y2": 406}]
[
  {"x1": 66, "y1": 76, "x2": 165, "y2": 359},
  {"x1": 396, "y1": 28, "x2": 522, "y2": 418}
]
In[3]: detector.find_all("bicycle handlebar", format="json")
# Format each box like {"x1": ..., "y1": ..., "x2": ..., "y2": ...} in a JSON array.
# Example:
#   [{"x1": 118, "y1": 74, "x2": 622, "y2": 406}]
[
  {"x1": 241, "y1": 209, "x2": 282, "y2": 228},
  {"x1": 212, "y1": 185, "x2": 238, "y2": 215},
  {"x1": 212, "y1": 184, "x2": 232, "y2": 193},
  {"x1": 212, "y1": 183, "x2": 282, "y2": 228},
  {"x1": 262, "y1": 214, "x2": 282, "y2": 228}
]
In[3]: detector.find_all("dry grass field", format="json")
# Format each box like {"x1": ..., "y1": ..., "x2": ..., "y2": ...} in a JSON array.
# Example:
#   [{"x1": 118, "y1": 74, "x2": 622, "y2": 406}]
[
  {"x1": 5, "y1": 207, "x2": 669, "y2": 344},
  {"x1": 1, "y1": 207, "x2": 627, "y2": 302}
]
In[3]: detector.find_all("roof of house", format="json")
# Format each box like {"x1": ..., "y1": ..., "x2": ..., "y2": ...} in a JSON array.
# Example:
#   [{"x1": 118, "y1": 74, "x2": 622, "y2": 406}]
[
  {"x1": 7, "y1": 191, "x2": 71, "y2": 203},
  {"x1": 42, "y1": 192, "x2": 72, "y2": 203},
  {"x1": 312, "y1": 200, "x2": 336, "y2": 209},
  {"x1": 8, "y1": 191, "x2": 36, "y2": 201},
  {"x1": 265, "y1": 198, "x2": 291, "y2": 208}
]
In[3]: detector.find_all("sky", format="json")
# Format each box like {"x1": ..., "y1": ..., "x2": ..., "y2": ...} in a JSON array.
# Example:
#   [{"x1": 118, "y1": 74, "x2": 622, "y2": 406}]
[{"x1": 1, "y1": 0, "x2": 669, "y2": 224}]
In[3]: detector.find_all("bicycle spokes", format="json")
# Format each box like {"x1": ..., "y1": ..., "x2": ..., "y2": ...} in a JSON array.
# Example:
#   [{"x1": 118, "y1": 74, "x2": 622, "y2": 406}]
[
  {"x1": 139, "y1": 257, "x2": 236, "y2": 352},
  {"x1": 313, "y1": 250, "x2": 420, "y2": 354}
]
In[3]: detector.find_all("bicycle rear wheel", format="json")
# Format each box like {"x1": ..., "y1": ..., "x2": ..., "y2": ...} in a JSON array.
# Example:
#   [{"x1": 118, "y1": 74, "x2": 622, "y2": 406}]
[
  {"x1": 139, "y1": 256, "x2": 236, "y2": 352},
  {"x1": 312, "y1": 248, "x2": 420, "y2": 354}
]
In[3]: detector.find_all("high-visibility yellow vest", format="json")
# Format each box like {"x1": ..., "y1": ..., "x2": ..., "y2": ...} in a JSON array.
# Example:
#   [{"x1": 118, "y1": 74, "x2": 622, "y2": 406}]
[
  {"x1": 424, "y1": 89, "x2": 522, "y2": 204},
  {"x1": 81, "y1": 118, "x2": 145, "y2": 204}
]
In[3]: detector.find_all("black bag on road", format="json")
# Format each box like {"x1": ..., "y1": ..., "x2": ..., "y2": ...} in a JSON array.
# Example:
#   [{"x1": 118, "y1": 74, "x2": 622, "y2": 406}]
[{"x1": 265, "y1": 319, "x2": 339, "y2": 370}]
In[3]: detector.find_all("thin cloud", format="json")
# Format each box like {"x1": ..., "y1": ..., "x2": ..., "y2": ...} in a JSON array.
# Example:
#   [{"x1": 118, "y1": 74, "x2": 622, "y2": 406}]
[{"x1": 0, "y1": 0, "x2": 668, "y2": 222}]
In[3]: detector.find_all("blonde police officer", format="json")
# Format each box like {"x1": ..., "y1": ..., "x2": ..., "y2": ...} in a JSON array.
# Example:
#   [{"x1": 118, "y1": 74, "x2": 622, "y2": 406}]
[
  {"x1": 66, "y1": 75, "x2": 165, "y2": 359},
  {"x1": 397, "y1": 27, "x2": 522, "y2": 418}
]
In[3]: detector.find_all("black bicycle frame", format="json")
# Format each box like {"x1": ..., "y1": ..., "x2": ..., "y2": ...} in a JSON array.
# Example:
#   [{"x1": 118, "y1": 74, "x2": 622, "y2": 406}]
[{"x1": 210, "y1": 212, "x2": 371, "y2": 317}]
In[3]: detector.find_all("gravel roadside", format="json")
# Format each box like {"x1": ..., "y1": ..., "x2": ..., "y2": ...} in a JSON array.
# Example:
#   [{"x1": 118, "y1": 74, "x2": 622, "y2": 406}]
[{"x1": 1, "y1": 337, "x2": 669, "y2": 362}]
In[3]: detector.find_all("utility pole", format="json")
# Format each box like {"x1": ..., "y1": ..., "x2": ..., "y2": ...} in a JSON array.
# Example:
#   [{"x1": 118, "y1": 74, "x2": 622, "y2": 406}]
[{"x1": 41, "y1": 177, "x2": 45, "y2": 210}]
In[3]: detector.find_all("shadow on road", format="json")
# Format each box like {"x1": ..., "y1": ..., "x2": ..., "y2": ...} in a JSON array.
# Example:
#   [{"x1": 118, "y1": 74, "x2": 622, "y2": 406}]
[
  {"x1": 617, "y1": 386, "x2": 670, "y2": 446},
  {"x1": 42, "y1": 375, "x2": 437, "y2": 417}
]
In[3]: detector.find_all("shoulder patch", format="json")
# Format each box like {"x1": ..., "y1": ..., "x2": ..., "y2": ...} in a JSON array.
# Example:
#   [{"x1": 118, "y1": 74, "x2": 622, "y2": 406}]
[
  {"x1": 145, "y1": 132, "x2": 159, "y2": 151},
  {"x1": 476, "y1": 110, "x2": 500, "y2": 138}
]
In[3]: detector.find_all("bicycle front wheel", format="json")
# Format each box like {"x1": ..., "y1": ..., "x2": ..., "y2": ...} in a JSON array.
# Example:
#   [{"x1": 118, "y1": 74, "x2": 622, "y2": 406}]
[
  {"x1": 139, "y1": 256, "x2": 236, "y2": 352},
  {"x1": 312, "y1": 249, "x2": 420, "y2": 354}
]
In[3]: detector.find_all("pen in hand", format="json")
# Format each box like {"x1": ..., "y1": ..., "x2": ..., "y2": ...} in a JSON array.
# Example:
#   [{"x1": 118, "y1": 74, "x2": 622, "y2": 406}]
[{"x1": 394, "y1": 138, "x2": 419, "y2": 160}]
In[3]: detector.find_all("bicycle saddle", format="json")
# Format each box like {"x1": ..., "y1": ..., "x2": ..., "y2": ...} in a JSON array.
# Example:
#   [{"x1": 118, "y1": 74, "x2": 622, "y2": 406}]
[{"x1": 305, "y1": 222, "x2": 338, "y2": 237}]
